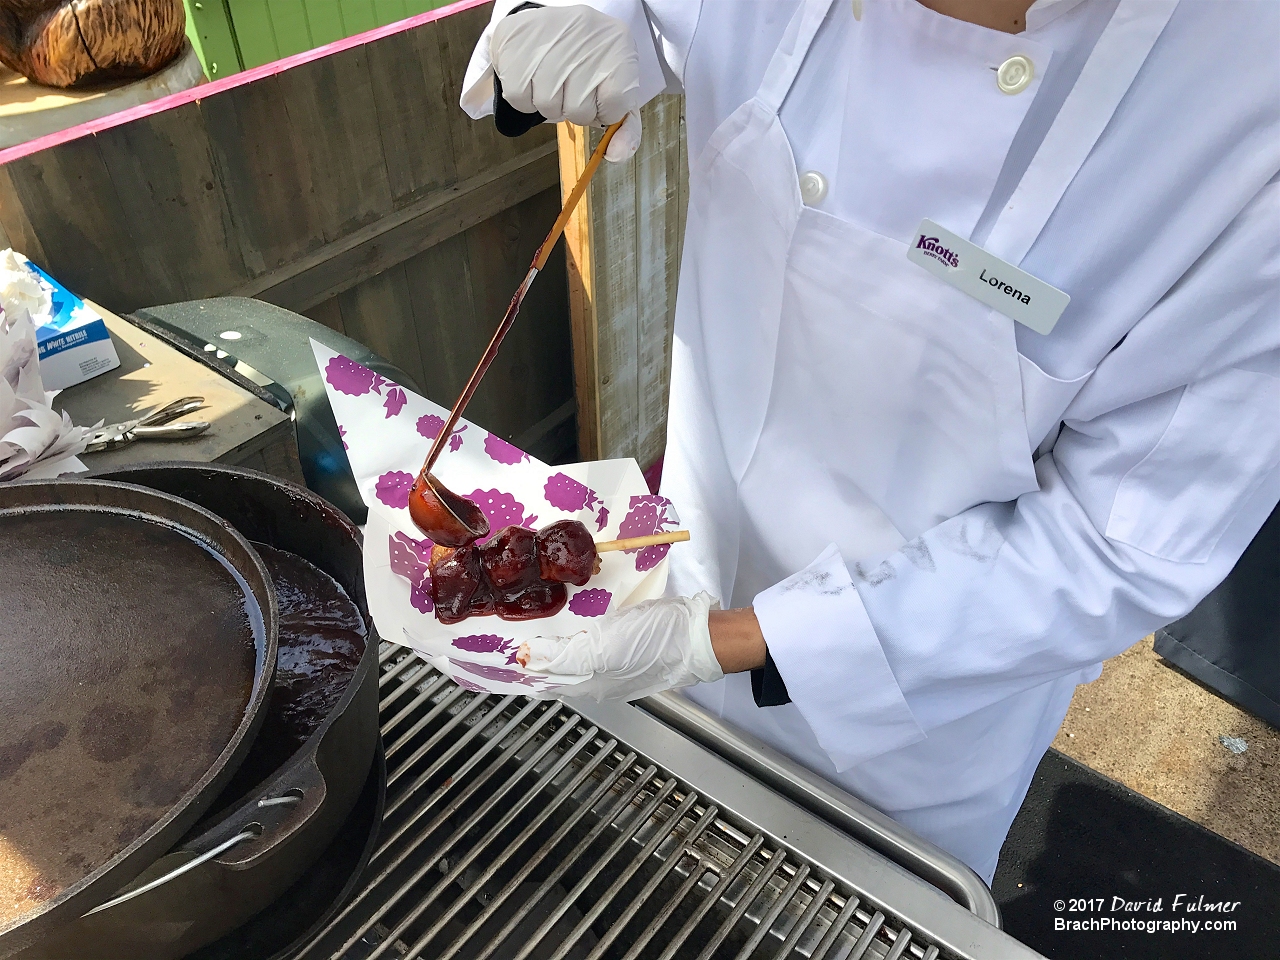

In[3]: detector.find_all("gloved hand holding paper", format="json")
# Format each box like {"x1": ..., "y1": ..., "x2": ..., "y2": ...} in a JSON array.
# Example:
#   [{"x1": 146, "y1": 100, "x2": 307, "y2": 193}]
[{"x1": 518, "y1": 592, "x2": 723, "y2": 702}]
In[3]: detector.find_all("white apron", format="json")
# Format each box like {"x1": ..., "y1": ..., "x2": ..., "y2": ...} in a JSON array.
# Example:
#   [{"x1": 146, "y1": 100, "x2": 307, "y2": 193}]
[{"x1": 662, "y1": 0, "x2": 1177, "y2": 880}]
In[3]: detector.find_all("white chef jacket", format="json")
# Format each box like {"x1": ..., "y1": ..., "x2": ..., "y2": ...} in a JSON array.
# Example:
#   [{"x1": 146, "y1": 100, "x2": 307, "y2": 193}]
[{"x1": 463, "y1": 0, "x2": 1280, "y2": 883}]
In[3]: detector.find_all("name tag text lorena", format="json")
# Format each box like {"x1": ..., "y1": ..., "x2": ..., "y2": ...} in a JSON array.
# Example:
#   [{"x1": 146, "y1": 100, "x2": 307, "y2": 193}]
[{"x1": 979, "y1": 268, "x2": 1031, "y2": 305}]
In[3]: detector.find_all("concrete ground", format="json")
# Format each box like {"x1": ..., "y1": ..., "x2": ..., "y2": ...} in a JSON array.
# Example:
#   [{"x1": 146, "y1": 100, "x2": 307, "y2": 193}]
[{"x1": 1051, "y1": 636, "x2": 1279, "y2": 864}]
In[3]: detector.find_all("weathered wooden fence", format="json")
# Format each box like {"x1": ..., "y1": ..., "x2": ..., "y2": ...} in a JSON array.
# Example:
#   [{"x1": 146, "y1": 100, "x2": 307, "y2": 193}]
[
  {"x1": 558, "y1": 97, "x2": 688, "y2": 467},
  {"x1": 0, "y1": 1, "x2": 579, "y2": 462}
]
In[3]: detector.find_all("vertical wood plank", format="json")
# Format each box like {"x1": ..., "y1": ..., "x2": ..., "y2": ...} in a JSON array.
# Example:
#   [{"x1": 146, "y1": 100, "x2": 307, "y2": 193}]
[
  {"x1": 591, "y1": 126, "x2": 640, "y2": 462},
  {"x1": 559, "y1": 98, "x2": 689, "y2": 465},
  {"x1": 274, "y1": 44, "x2": 395, "y2": 241},
  {"x1": 1, "y1": 138, "x2": 153, "y2": 310},
  {"x1": 0, "y1": 164, "x2": 49, "y2": 265},
  {"x1": 303, "y1": 298, "x2": 346, "y2": 335},
  {"x1": 461, "y1": 187, "x2": 537, "y2": 439},
  {"x1": 558, "y1": 122, "x2": 600, "y2": 460},
  {"x1": 464, "y1": 188, "x2": 572, "y2": 441},
  {"x1": 402, "y1": 231, "x2": 477, "y2": 406},
  {"x1": 403, "y1": 187, "x2": 573, "y2": 441},
  {"x1": 366, "y1": 21, "x2": 458, "y2": 206},
  {"x1": 336, "y1": 261, "x2": 428, "y2": 390},
  {"x1": 199, "y1": 75, "x2": 325, "y2": 275},
  {"x1": 635, "y1": 94, "x2": 684, "y2": 468},
  {"x1": 93, "y1": 103, "x2": 251, "y2": 302}
]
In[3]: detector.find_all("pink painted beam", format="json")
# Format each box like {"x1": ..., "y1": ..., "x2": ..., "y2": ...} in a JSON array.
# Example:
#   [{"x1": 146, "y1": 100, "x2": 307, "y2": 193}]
[{"x1": 0, "y1": 0, "x2": 490, "y2": 167}]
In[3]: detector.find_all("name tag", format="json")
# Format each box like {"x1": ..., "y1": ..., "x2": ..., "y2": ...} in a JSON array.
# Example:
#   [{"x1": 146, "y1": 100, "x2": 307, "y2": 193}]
[{"x1": 907, "y1": 219, "x2": 1069, "y2": 335}]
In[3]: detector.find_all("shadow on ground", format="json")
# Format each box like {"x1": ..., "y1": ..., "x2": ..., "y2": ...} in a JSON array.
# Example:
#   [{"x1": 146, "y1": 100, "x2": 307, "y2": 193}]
[{"x1": 993, "y1": 749, "x2": 1279, "y2": 959}]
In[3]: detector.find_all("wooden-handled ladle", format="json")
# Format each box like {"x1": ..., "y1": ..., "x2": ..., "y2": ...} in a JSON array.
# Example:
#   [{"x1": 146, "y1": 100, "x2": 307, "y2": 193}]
[{"x1": 409, "y1": 120, "x2": 626, "y2": 547}]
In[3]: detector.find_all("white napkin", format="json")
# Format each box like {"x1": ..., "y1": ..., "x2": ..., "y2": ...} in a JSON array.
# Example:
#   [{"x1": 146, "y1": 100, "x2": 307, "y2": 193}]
[{"x1": 0, "y1": 305, "x2": 91, "y2": 482}]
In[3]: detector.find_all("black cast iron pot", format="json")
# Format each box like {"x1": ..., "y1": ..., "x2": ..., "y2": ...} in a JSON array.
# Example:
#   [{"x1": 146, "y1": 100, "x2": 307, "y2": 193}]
[{"x1": 15, "y1": 463, "x2": 381, "y2": 960}]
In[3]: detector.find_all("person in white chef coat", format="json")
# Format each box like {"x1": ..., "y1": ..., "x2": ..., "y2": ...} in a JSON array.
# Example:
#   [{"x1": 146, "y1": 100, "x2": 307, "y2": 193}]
[{"x1": 460, "y1": 0, "x2": 1280, "y2": 884}]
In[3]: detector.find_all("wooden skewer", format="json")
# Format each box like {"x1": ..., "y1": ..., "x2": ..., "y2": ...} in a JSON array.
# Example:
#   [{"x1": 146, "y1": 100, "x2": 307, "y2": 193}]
[
  {"x1": 595, "y1": 530, "x2": 690, "y2": 553},
  {"x1": 421, "y1": 120, "x2": 625, "y2": 476},
  {"x1": 428, "y1": 528, "x2": 689, "y2": 563}
]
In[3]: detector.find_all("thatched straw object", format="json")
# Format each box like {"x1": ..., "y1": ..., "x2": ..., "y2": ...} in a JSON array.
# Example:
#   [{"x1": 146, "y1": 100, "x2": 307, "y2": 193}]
[{"x1": 0, "y1": 0, "x2": 186, "y2": 88}]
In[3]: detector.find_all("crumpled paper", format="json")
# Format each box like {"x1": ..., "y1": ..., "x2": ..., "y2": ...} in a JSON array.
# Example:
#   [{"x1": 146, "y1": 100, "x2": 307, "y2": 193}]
[
  {"x1": 314, "y1": 339, "x2": 680, "y2": 697},
  {"x1": 0, "y1": 304, "x2": 91, "y2": 482},
  {"x1": 0, "y1": 249, "x2": 51, "y2": 320}
]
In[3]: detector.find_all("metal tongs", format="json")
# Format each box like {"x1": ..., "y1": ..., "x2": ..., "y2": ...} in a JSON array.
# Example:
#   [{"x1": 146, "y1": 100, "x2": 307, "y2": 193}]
[{"x1": 84, "y1": 397, "x2": 210, "y2": 453}]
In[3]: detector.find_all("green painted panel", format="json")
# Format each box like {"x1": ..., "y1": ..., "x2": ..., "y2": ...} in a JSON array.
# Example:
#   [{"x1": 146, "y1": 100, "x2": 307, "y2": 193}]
[
  {"x1": 338, "y1": 0, "x2": 380, "y2": 36},
  {"x1": 228, "y1": 0, "x2": 281, "y2": 68},
  {"x1": 375, "y1": 1, "x2": 410, "y2": 27},
  {"x1": 221, "y1": 0, "x2": 456, "y2": 72},
  {"x1": 304, "y1": 1, "x2": 348, "y2": 46},
  {"x1": 268, "y1": 0, "x2": 315, "y2": 58},
  {"x1": 182, "y1": 0, "x2": 242, "y2": 78}
]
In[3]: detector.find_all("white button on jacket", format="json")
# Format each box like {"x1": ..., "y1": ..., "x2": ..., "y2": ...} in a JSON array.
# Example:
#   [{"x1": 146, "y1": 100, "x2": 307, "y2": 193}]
[
  {"x1": 997, "y1": 54, "x2": 1035, "y2": 93},
  {"x1": 462, "y1": 0, "x2": 1280, "y2": 883},
  {"x1": 798, "y1": 171, "x2": 828, "y2": 205}
]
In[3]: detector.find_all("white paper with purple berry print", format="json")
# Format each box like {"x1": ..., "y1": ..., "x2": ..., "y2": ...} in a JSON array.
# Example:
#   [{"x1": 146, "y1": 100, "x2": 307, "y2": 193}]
[{"x1": 314, "y1": 339, "x2": 680, "y2": 696}]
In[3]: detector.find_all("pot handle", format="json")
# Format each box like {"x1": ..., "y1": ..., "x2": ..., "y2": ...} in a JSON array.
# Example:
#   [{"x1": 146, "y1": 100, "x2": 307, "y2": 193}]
[
  {"x1": 217, "y1": 755, "x2": 328, "y2": 866},
  {"x1": 83, "y1": 827, "x2": 260, "y2": 916},
  {"x1": 82, "y1": 761, "x2": 327, "y2": 917}
]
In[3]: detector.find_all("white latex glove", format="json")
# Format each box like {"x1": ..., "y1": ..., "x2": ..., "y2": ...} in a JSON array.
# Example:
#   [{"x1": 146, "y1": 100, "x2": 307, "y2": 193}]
[
  {"x1": 491, "y1": 4, "x2": 642, "y2": 162},
  {"x1": 520, "y1": 593, "x2": 723, "y2": 701}
]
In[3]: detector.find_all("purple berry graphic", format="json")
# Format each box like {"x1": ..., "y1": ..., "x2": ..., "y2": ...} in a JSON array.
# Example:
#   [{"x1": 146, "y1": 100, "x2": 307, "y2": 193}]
[
  {"x1": 568, "y1": 588, "x2": 611, "y2": 617},
  {"x1": 417, "y1": 414, "x2": 467, "y2": 450},
  {"x1": 410, "y1": 580, "x2": 434, "y2": 613},
  {"x1": 468, "y1": 489, "x2": 537, "y2": 542},
  {"x1": 543, "y1": 473, "x2": 600, "y2": 513},
  {"x1": 394, "y1": 531, "x2": 433, "y2": 561},
  {"x1": 384, "y1": 387, "x2": 407, "y2": 418},
  {"x1": 451, "y1": 659, "x2": 538, "y2": 687},
  {"x1": 451, "y1": 634, "x2": 513, "y2": 655},
  {"x1": 375, "y1": 470, "x2": 414, "y2": 509},
  {"x1": 634, "y1": 544, "x2": 668, "y2": 571},
  {"x1": 326, "y1": 355, "x2": 388, "y2": 396},
  {"x1": 617, "y1": 495, "x2": 675, "y2": 540},
  {"x1": 595, "y1": 505, "x2": 609, "y2": 531},
  {"x1": 339, "y1": 425, "x2": 348, "y2": 450},
  {"x1": 388, "y1": 532, "x2": 430, "y2": 586},
  {"x1": 453, "y1": 675, "x2": 486, "y2": 693},
  {"x1": 417, "y1": 414, "x2": 444, "y2": 439},
  {"x1": 325, "y1": 355, "x2": 374, "y2": 395},
  {"x1": 485, "y1": 432, "x2": 530, "y2": 465},
  {"x1": 618, "y1": 495, "x2": 677, "y2": 570}
]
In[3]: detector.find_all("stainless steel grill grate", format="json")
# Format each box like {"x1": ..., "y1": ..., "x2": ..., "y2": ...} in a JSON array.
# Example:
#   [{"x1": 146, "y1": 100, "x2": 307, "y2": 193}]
[{"x1": 291, "y1": 647, "x2": 1040, "y2": 960}]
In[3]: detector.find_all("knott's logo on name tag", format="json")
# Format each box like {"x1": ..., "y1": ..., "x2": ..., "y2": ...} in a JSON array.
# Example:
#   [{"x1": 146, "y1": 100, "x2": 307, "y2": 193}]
[
  {"x1": 907, "y1": 219, "x2": 1070, "y2": 335},
  {"x1": 915, "y1": 235, "x2": 959, "y2": 268}
]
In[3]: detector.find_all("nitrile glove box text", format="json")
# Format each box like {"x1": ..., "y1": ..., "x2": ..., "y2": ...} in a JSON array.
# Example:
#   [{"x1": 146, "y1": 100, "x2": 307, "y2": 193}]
[{"x1": 23, "y1": 256, "x2": 120, "y2": 391}]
